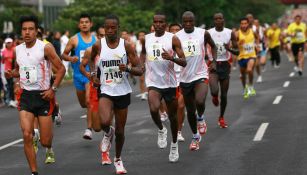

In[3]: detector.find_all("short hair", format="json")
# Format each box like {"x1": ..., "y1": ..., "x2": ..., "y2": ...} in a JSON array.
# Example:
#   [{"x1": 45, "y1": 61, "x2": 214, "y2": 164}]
[
  {"x1": 240, "y1": 17, "x2": 249, "y2": 23},
  {"x1": 79, "y1": 13, "x2": 92, "y2": 21},
  {"x1": 154, "y1": 12, "x2": 166, "y2": 20},
  {"x1": 104, "y1": 14, "x2": 120, "y2": 24},
  {"x1": 19, "y1": 15, "x2": 39, "y2": 29},
  {"x1": 169, "y1": 23, "x2": 182, "y2": 30},
  {"x1": 96, "y1": 25, "x2": 104, "y2": 33},
  {"x1": 295, "y1": 14, "x2": 302, "y2": 18}
]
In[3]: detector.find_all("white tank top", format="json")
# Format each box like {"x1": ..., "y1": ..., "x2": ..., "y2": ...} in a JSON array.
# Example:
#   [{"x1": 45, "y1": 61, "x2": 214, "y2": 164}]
[
  {"x1": 208, "y1": 27, "x2": 232, "y2": 61},
  {"x1": 145, "y1": 32, "x2": 177, "y2": 88},
  {"x1": 16, "y1": 39, "x2": 51, "y2": 91},
  {"x1": 176, "y1": 27, "x2": 208, "y2": 83},
  {"x1": 98, "y1": 38, "x2": 132, "y2": 96}
]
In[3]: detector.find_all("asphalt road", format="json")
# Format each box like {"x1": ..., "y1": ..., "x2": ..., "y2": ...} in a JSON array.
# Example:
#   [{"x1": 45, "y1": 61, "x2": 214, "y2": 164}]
[{"x1": 0, "y1": 54, "x2": 306, "y2": 175}]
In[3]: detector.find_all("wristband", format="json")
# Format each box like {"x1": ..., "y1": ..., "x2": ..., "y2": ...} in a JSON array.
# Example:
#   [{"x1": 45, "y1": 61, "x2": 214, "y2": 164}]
[
  {"x1": 125, "y1": 65, "x2": 132, "y2": 72},
  {"x1": 90, "y1": 71, "x2": 97, "y2": 77},
  {"x1": 51, "y1": 86, "x2": 57, "y2": 92}
]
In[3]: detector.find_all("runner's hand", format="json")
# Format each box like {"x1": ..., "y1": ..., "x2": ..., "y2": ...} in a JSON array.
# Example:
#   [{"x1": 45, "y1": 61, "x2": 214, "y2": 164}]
[
  {"x1": 4, "y1": 70, "x2": 13, "y2": 79},
  {"x1": 162, "y1": 48, "x2": 172, "y2": 60},
  {"x1": 209, "y1": 61, "x2": 217, "y2": 72},
  {"x1": 41, "y1": 89, "x2": 55, "y2": 101},
  {"x1": 70, "y1": 56, "x2": 79, "y2": 63},
  {"x1": 119, "y1": 63, "x2": 127, "y2": 72}
]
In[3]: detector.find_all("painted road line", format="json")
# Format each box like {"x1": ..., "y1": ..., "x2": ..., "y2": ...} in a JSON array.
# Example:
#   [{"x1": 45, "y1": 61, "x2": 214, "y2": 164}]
[
  {"x1": 273, "y1": 95, "x2": 283, "y2": 104},
  {"x1": 253, "y1": 123, "x2": 269, "y2": 141},
  {"x1": 0, "y1": 139, "x2": 23, "y2": 151},
  {"x1": 283, "y1": 81, "x2": 290, "y2": 88}
]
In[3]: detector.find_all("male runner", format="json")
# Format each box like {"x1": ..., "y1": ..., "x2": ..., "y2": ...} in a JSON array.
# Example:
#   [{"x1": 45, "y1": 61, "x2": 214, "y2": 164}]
[
  {"x1": 62, "y1": 13, "x2": 96, "y2": 139},
  {"x1": 7, "y1": 15, "x2": 65, "y2": 175},
  {"x1": 176, "y1": 11, "x2": 217, "y2": 150},
  {"x1": 208, "y1": 13, "x2": 239, "y2": 128},
  {"x1": 169, "y1": 23, "x2": 186, "y2": 142},
  {"x1": 236, "y1": 17, "x2": 259, "y2": 99},
  {"x1": 287, "y1": 15, "x2": 306, "y2": 76},
  {"x1": 89, "y1": 14, "x2": 143, "y2": 174},
  {"x1": 141, "y1": 12, "x2": 186, "y2": 162}
]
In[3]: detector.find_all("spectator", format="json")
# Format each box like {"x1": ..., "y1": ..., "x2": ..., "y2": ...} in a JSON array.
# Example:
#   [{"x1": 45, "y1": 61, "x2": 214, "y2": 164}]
[
  {"x1": 1, "y1": 38, "x2": 16, "y2": 107},
  {"x1": 52, "y1": 31, "x2": 62, "y2": 57},
  {"x1": 61, "y1": 30, "x2": 70, "y2": 77}
]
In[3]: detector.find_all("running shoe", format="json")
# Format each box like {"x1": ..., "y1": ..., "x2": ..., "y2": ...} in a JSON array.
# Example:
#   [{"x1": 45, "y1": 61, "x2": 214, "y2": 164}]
[
  {"x1": 169, "y1": 142, "x2": 179, "y2": 162},
  {"x1": 243, "y1": 86, "x2": 249, "y2": 99},
  {"x1": 45, "y1": 149, "x2": 55, "y2": 164},
  {"x1": 189, "y1": 135, "x2": 201, "y2": 151},
  {"x1": 100, "y1": 126, "x2": 114, "y2": 152},
  {"x1": 212, "y1": 96, "x2": 219, "y2": 106},
  {"x1": 256, "y1": 76, "x2": 262, "y2": 83},
  {"x1": 55, "y1": 109, "x2": 63, "y2": 126},
  {"x1": 177, "y1": 131, "x2": 185, "y2": 142},
  {"x1": 83, "y1": 128, "x2": 93, "y2": 140},
  {"x1": 160, "y1": 112, "x2": 168, "y2": 122},
  {"x1": 101, "y1": 151, "x2": 112, "y2": 165},
  {"x1": 33, "y1": 131, "x2": 40, "y2": 154},
  {"x1": 218, "y1": 117, "x2": 228, "y2": 128},
  {"x1": 157, "y1": 127, "x2": 167, "y2": 149},
  {"x1": 141, "y1": 92, "x2": 147, "y2": 101},
  {"x1": 249, "y1": 86, "x2": 256, "y2": 96},
  {"x1": 197, "y1": 118, "x2": 207, "y2": 135},
  {"x1": 114, "y1": 158, "x2": 127, "y2": 174},
  {"x1": 298, "y1": 68, "x2": 303, "y2": 76}
]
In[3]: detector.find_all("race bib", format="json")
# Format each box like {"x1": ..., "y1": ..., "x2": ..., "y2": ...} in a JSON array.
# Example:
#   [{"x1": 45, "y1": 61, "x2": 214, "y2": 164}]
[
  {"x1": 243, "y1": 43, "x2": 254, "y2": 54},
  {"x1": 216, "y1": 42, "x2": 227, "y2": 56},
  {"x1": 80, "y1": 50, "x2": 85, "y2": 63},
  {"x1": 102, "y1": 66, "x2": 123, "y2": 86},
  {"x1": 295, "y1": 32, "x2": 304, "y2": 41},
  {"x1": 20, "y1": 66, "x2": 38, "y2": 85},
  {"x1": 147, "y1": 43, "x2": 163, "y2": 61},
  {"x1": 182, "y1": 39, "x2": 200, "y2": 57}
]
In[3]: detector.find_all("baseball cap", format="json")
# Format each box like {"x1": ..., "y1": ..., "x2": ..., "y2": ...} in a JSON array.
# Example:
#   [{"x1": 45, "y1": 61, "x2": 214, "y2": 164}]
[{"x1": 4, "y1": 38, "x2": 13, "y2": 43}]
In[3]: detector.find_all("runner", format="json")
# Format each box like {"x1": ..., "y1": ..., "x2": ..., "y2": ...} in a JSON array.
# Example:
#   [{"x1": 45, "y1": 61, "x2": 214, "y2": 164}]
[
  {"x1": 266, "y1": 23, "x2": 282, "y2": 67},
  {"x1": 62, "y1": 13, "x2": 96, "y2": 139},
  {"x1": 287, "y1": 14, "x2": 306, "y2": 76},
  {"x1": 140, "y1": 12, "x2": 186, "y2": 161},
  {"x1": 236, "y1": 17, "x2": 259, "y2": 99},
  {"x1": 80, "y1": 26, "x2": 112, "y2": 165},
  {"x1": 169, "y1": 23, "x2": 186, "y2": 142},
  {"x1": 176, "y1": 11, "x2": 216, "y2": 150},
  {"x1": 6, "y1": 15, "x2": 65, "y2": 175},
  {"x1": 208, "y1": 13, "x2": 239, "y2": 128},
  {"x1": 89, "y1": 14, "x2": 143, "y2": 174}
]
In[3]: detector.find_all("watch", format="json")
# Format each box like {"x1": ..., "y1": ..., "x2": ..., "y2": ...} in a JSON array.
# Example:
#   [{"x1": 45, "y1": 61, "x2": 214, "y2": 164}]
[{"x1": 51, "y1": 86, "x2": 58, "y2": 92}]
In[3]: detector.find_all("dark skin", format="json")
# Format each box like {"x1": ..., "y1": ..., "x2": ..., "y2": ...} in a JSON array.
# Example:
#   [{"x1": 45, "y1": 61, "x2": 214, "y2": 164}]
[
  {"x1": 140, "y1": 14, "x2": 186, "y2": 143},
  {"x1": 181, "y1": 12, "x2": 213, "y2": 135},
  {"x1": 209, "y1": 13, "x2": 239, "y2": 119},
  {"x1": 6, "y1": 21, "x2": 65, "y2": 173},
  {"x1": 89, "y1": 18, "x2": 143, "y2": 159}
]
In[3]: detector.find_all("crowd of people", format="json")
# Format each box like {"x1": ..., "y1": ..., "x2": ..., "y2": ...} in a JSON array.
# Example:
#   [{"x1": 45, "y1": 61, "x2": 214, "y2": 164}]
[{"x1": 0, "y1": 9, "x2": 306, "y2": 175}]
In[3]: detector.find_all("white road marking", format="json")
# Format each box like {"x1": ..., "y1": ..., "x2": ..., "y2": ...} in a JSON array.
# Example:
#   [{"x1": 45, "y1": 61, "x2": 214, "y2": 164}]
[
  {"x1": 283, "y1": 81, "x2": 290, "y2": 88},
  {"x1": 0, "y1": 139, "x2": 23, "y2": 151},
  {"x1": 289, "y1": 72, "x2": 295, "y2": 77},
  {"x1": 80, "y1": 115, "x2": 87, "y2": 119},
  {"x1": 253, "y1": 123, "x2": 269, "y2": 141},
  {"x1": 273, "y1": 95, "x2": 283, "y2": 104}
]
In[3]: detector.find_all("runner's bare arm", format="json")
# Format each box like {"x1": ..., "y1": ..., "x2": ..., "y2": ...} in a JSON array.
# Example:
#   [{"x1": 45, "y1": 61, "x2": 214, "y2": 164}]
[
  {"x1": 119, "y1": 41, "x2": 144, "y2": 76},
  {"x1": 45, "y1": 43, "x2": 65, "y2": 88},
  {"x1": 140, "y1": 38, "x2": 146, "y2": 65},
  {"x1": 170, "y1": 35, "x2": 186, "y2": 67},
  {"x1": 89, "y1": 40, "x2": 100, "y2": 75},
  {"x1": 79, "y1": 48, "x2": 90, "y2": 79},
  {"x1": 61, "y1": 36, "x2": 78, "y2": 63},
  {"x1": 6, "y1": 49, "x2": 19, "y2": 78},
  {"x1": 225, "y1": 31, "x2": 239, "y2": 56},
  {"x1": 205, "y1": 31, "x2": 217, "y2": 61}
]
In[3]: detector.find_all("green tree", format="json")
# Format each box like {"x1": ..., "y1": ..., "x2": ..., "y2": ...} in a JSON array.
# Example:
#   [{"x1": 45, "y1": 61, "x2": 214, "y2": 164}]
[{"x1": 53, "y1": 0, "x2": 154, "y2": 34}]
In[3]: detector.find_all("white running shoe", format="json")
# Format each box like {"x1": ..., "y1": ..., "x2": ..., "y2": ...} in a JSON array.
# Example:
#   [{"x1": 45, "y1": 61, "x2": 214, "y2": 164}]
[
  {"x1": 256, "y1": 76, "x2": 262, "y2": 83},
  {"x1": 83, "y1": 129, "x2": 92, "y2": 140},
  {"x1": 169, "y1": 142, "x2": 179, "y2": 162},
  {"x1": 160, "y1": 112, "x2": 168, "y2": 122},
  {"x1": 177, "y1": 131, "x2": 185, "y2": 142},
  {"x1": 294, "y1": 66, "x2": 299, "y2": 72},
  {"x1": 100, "y1": 126, "x2": 114, "y2": 152},
  {"x1": 55, "y1": 109, "x2": 63, "y2": 126},
  {"x1": 197, "y1": 118, "x2": 207, "y2": 136},
  {"x1": 157, "y1": 127, "x2": 167, "y2": 149},
  {"x1": 8, "y1": 100, "x2": 17, "y2": 108},
  {"x1": 141, "y1": 93, "x2": 147, "y2": 101},
  {"x1": 114, "y1": 158, "x2": 127, "y2": 174}
]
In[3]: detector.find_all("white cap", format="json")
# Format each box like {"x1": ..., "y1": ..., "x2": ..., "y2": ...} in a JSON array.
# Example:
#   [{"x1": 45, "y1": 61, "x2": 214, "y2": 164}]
[{"x1": 4, "y1": 38, "x2": 13, "y2": 43}]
